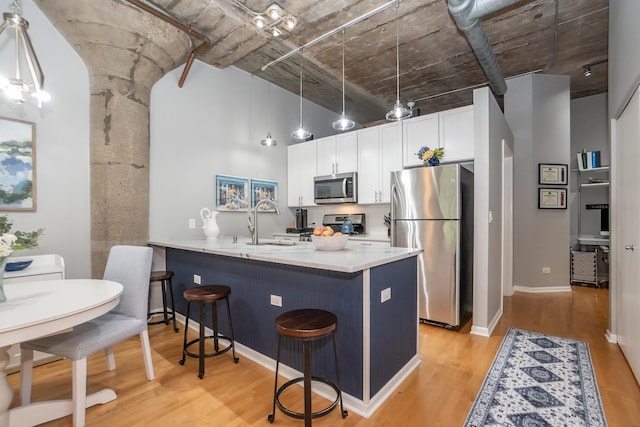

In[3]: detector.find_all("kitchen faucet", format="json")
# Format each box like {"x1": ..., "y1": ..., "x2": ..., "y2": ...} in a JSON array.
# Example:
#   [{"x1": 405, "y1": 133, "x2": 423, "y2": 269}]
[{"x1": 247, "y1": 199, "x2": 280, "y2": 245}]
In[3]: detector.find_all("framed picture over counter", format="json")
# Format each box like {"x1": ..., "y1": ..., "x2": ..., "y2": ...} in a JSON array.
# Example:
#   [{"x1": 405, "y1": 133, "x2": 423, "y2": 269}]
[
  {"x1": 251, "y1": 179, "x2": 278, "y2": 210},
  {"x1": 538, "y1": 163, "x2": 568, "y2": 185},
  {"x1": 538, "y1": 188, "x2": 567, "y2": 209},
  {"x1": 216, "y1": 175, "x2": 249, "y2": 211}
]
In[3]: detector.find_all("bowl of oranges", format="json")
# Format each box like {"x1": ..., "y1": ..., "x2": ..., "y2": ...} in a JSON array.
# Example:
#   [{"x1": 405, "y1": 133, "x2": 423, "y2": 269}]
[{"x1": 311, "y1": 226, "x2": 349, "y2": 251}]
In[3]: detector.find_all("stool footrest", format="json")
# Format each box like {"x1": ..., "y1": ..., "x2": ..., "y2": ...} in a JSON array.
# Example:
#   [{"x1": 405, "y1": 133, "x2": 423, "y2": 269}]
[
  {"x1": 275, "y1": 376, "x2": 342, "y2": 420},
  {"x1": 147, "y1": 310, "x2": 175, "y2": 325},
  {"x1": 183, "y1": 335, "x2": 234, "y2": 359}
]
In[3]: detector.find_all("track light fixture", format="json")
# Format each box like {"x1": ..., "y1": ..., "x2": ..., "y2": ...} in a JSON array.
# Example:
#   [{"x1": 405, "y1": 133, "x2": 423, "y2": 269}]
[
  {"x1": 234, "y1": 1, "x2": 297, "y2": 38},
  {"x1": 582, "y1": 59, "x2": 607, "y2": 78}
]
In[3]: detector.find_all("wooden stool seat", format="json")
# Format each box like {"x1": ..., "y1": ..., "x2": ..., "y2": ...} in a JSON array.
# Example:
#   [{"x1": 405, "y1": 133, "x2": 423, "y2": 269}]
[
  {"x1": 268, "y1": 308, "x2": 347, "y2": 426},
  {"x1": 275, "y1": 309, "x2": 337, "y2": 339},
  {"x1": 183, "y1": 285, "x2": 230, "y2": 302},
  {"x1": 179, "y1": 284, "x2": 238, "y2": 379},
  {"x1": 148, "y1": 270, "x2": 178, "y2": 332}
]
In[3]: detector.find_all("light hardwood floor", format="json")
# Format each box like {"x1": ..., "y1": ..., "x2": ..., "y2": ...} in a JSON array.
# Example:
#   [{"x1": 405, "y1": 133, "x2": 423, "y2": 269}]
[{"x1": 8, "y1": 286, "x2": 640, "y2": 426}]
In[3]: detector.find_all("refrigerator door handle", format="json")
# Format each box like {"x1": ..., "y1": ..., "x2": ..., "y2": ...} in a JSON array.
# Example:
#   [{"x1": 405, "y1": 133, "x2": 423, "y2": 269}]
[{"x1": 390, "y1": 183, "x2": 398, "y2": 243}]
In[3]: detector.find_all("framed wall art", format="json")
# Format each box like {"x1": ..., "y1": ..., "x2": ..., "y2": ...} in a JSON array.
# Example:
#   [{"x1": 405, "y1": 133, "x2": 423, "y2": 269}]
[
  {"x1": 216, "y1": 175, "x2": 249, "y2": 211},
  {"x1": 251, "y1": 179, "x2": 278, "y2": 211},
  {"x1": 0, "y1": 116, "x2": 36, "y2": 210},
  {"x1": 538, "y1": 188, "x2": 567, "y2": 209},
  {"x1": 538, "y1": 163, "x2": 568, "y2": 185}
]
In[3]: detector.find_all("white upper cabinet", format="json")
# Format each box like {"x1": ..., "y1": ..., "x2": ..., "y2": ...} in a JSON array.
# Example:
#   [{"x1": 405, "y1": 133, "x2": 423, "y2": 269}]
[
  {"x1": 402, "y1": 105, "x2": 474, "y2": 167},
  {"x1": 316, "y1": 132, "x2": 358, "y2": 176},
  {"x1": 439, "y1": 105, "x2": 474, "y2": 163},
  {"x1": 358, "y1": 122, "x2": 402, "y2": 204},
  {"x1": 287, "y1": 140, "x2": 317, "y2": 207},
  {"x1": 403, "y1": 113, "x2": 439, "y2": 167}
]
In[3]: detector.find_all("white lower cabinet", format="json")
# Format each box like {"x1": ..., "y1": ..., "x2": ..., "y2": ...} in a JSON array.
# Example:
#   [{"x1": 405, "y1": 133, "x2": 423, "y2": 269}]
[
  {"x1": 358, "y1": 122, "x2": 402, "y2": 204},
  {"x1": 4, "y1": 254, "x2": 65, "y2": 373},
  {"x1": 287, "y1": 140, "x2": 317, "y2": 207}
]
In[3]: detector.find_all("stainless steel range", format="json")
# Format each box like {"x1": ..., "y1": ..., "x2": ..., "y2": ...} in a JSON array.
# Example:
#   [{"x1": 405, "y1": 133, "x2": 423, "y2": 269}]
[{"x1": 322, "y1": 213, "x2": 366, "y2": 235}]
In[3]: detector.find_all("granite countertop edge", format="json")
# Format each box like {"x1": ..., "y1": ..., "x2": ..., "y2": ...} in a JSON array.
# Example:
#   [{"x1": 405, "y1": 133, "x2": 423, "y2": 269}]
[{"x1": 149, "y1": 239, "x2": 420, "y2": 273}]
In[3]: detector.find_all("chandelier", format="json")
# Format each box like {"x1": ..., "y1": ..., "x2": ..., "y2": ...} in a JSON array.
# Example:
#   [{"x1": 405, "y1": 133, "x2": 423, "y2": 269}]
[
  {"x1": 233, "y1": 1, "x2": 298, "y2": 38},
  {"x1": 0, "y1": 0, "x2": 50, "y2": 107}
]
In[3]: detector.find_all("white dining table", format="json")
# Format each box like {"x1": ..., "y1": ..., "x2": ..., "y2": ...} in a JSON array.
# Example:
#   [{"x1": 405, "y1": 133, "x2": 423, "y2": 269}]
[{"x1": 0, "y1": 279, "x2": 123, "y2": 427}]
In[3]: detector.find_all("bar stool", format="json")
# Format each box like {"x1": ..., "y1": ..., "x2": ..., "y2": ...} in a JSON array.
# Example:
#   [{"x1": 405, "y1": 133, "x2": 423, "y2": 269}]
[
  {"x1": 179, "y1": 285, "x2": 239, "y2": 379},
  {"x1": 268, "y1": 308, "x2": 348, "y2": 426},
  {"x1": 147, "y1": 271, "x2": 179, "y2": 332}
]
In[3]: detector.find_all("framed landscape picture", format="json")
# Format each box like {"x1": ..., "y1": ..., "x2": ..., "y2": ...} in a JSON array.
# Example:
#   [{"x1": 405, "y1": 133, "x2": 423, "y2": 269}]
[
  {"x1": 0, "y1": 117, "x2": 36, "y2": 210},
  {"x1": 216, "y1": 175, "x2": 249, "y2": 211},
  {"x1": 251, "y1": 179, "x2": 278, "y2": 211}
]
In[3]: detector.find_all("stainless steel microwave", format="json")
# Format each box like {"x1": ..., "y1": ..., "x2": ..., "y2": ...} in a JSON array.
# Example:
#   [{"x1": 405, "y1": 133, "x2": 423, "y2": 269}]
[{"x1": 314, "y1": 172, "x2": 357, "y2": 204}]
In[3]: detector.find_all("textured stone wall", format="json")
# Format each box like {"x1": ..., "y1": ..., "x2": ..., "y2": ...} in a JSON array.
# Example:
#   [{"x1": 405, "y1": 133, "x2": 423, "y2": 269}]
[{"x1": 34, "y1": 0, "x2": 191, "y2": 276}]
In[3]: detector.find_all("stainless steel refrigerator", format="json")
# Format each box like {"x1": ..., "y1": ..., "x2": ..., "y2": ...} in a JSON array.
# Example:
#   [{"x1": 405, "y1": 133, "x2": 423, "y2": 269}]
[{"x1": 390, "y1": 164, "x2": 473, "y2": 328}]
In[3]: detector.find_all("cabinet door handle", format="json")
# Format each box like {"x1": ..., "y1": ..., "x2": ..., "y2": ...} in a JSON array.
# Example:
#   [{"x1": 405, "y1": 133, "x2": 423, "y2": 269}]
[{"x1": 625, "y1": 245, "x2": 635, "y2": 251}]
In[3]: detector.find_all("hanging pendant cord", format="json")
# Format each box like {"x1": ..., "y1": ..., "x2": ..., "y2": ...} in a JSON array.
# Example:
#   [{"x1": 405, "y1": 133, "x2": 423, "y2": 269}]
[
  {"x1": 394, "y1": 2, "x2": 400, "y2": 103},
  {"x1": 341, "y1": 29, "x2": 346, "y2": 114},
  {"x1": 299, "y1": 51, "x2": 304, "y2": 125}
]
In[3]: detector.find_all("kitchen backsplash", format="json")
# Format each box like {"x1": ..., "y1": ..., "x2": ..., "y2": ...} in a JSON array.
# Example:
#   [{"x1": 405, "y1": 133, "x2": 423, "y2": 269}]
[{"x1": 299, "y1": 204, "x2": 391, "y2": 238}]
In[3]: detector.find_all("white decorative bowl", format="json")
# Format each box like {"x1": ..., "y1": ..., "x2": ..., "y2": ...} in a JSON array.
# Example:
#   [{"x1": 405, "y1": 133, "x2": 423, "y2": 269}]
[{"x1": 311, "y1": 235, "x2": 349, "y2": 251}]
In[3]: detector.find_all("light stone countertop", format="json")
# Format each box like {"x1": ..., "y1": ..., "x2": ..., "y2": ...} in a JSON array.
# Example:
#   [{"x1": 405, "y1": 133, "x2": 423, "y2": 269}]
[{"x1": 149, "y1": 237, "x2": 420, "y2": 273}]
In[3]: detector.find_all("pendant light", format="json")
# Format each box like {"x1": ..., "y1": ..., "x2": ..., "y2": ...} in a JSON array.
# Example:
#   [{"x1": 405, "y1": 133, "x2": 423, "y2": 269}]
[
  {"x1": 0, "y1": 0, "x2": 50, "y2": 108},
  {"x1": 260, "y1": 82, "x2": 277, "y2": 146},
  {"x1": 385, "y1": 2, "x2": 410, "y2": 121},
  {"x1": 292, "y1": 52, "x2": 311, "y2": 141},
  {"x1": 332, "y1": 29, "x2": 355, "y2": 131}
]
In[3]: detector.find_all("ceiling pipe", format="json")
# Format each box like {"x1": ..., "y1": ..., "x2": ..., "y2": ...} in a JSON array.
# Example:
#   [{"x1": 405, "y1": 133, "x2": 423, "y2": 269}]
[
  {"x1": 447, "y1": 0, "x2": 522, "y2": 96},
  {"x1": 126, "y1": 0, "x2": 210, "y2": 88}
]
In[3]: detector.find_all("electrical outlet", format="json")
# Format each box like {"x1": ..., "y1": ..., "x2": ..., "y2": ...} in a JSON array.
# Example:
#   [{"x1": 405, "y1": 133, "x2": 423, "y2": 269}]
[
  {"x1": 381, "y1": 287, "x2": 391, "y2": 303},
  {"x1": 270, "y1": 294, "x2": 282, "y2": 307},
  {"x1": 542, "y1": 267, "x2": 551, "y2": 274},
  {"x1": 193, "y1": 274, "x2": 201, "y2": 285},
  {"x1": 188, "y1": 218, "x2": 196, "y2": 229}
]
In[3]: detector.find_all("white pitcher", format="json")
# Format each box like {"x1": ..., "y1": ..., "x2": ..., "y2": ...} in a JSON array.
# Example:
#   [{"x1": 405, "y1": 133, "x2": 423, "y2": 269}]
[{"x1": 200, "y1": 208, "x2": 220, "y2": 241}]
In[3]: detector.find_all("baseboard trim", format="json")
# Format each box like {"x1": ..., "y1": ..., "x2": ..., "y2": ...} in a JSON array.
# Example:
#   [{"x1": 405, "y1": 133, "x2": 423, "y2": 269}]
[
  {"x1": 176, "y1": 315, "x2": 420, "y2": 418},
  {"x1": 605, "y1": 329, "x2": 618, "y2": 344},
  {"x1": 513, "y1": 285, "x2": 572, "y2": 293}
]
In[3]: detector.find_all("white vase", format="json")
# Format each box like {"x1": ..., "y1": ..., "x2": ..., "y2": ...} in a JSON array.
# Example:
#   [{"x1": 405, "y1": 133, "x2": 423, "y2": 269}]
[{"x1": 202, "y1": 210, "x2": 220, "y2": 241}]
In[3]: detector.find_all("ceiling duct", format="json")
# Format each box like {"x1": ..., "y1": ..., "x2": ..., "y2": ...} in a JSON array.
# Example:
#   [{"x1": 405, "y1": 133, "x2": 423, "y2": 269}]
[{"x1": 447, "y1": 0, "x2": 522, "y2": 96}]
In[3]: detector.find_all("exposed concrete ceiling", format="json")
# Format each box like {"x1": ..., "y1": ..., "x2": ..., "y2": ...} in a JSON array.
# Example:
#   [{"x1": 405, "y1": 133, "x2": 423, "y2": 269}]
[{"x1": 40, "y1": 0, "x2": 610, "y2": 126}]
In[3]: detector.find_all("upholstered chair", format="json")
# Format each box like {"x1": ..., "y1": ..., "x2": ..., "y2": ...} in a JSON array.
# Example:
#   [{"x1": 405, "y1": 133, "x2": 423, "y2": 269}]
[{"x1": 19, "y1": 245, "x2": 155, "y2": 427}]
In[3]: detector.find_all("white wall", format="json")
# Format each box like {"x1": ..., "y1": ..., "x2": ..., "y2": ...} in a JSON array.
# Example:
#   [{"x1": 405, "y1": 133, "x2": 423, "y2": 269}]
[
  {"x1": 505, "y1": 74, "x2": 571, "y2": 291},
  {"x1": 471, "y1": 87, "x2": 514, "y2": 336},
  {"x1": 608, "y1": 0, "x2": 640, "y2": 345},
  {"x1": 569, "y1": 94, "x2": 609, "y2": 244},
  {"x1": 149, "y1": 60, "x2": 337, "y2": 241},
  {"x1": 0, "y1": 0, "x2": 90, "y2": 278},
  {"x1": 609, "y1": 0, "x2": 640, "y2": 118}
]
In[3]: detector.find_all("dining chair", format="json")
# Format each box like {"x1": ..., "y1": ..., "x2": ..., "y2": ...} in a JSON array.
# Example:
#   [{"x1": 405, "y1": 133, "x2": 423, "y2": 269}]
[{"x1": 19, "y1": 245, "x2": 155, "y2": 427}]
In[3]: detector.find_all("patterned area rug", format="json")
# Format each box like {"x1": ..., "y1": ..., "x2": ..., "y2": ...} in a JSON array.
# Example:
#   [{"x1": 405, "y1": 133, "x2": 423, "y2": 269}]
[{"x1": 464, "y1": 328, "x2": 607, "y2": 427}]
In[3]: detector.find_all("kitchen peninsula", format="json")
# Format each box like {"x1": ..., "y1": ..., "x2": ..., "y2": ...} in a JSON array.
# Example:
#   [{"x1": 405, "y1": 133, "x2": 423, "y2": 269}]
[{"x1": 149, "y1": 238, "x2": 421, "y2": 417}]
